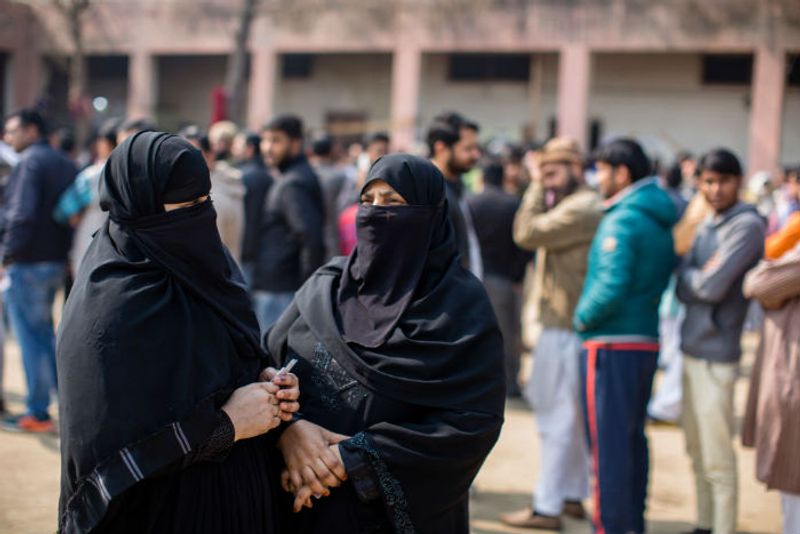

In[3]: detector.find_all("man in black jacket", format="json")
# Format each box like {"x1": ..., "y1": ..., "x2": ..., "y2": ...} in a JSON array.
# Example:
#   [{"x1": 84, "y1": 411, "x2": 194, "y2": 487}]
[
  {"x1": 253, "y1": 115, "x2": 324, "y2": 332},
  {"x1": 467, "y1": 159, "x2": 530, "y2": 397},
  {"x1": 427, "y1": 112, "x2": 483, "y2": 279},
  {"x1": 233, "y1": 131, "x2": 273, "y2": 286},
  {"x1": 1, "y1": 109, "x2": 76, "y2": 432},
  {"x1": 309, "y1": 135, "x2": 348, "y2": 260}
]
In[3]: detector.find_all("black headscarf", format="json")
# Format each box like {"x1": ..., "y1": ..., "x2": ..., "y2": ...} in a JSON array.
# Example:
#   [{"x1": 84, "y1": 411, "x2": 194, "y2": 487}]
[
  {"x1": 273, "y1": 152, "x2": 504, "y2": 411},
  {"x1": 337, "y1": 154, "x2": 451, "y2": 348},
  {"x1": 57, "y1": 132, "x2": 264, "y2": 533}
]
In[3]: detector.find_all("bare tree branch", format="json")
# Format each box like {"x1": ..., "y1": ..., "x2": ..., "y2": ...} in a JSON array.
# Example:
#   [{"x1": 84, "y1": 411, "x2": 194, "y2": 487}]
[
  {"x1": 224, "y1": 0, "x2": 258, "y2": 127},
  {"x1": 50, "y1": 0, "x2": 92, "y2": 148}
]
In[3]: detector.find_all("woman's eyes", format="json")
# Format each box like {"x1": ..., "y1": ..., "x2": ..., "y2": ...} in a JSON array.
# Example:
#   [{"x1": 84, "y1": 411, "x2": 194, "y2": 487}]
[{"x1": 359, "y1": 196, "x2": 404, "y2": 206}]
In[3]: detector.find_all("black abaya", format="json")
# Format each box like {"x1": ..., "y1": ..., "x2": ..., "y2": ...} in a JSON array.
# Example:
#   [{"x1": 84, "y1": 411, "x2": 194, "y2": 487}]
[
  {"x1": 57, "y1": 132, "x2": 279, "y2": 534},
  {"x1": 267, "y1": 154, "x2": 505, "y2": 534}
]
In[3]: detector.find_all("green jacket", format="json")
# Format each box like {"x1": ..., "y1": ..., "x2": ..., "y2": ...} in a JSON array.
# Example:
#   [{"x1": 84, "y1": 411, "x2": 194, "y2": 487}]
[{"x1": 574, "y1": 178, "x2": 677, "y2": 341}]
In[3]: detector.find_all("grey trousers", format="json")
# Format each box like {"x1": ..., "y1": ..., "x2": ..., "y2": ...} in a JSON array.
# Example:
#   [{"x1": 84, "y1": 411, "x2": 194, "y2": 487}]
[{"x1": 483, "y1": 274, "x2": 522, "y2": 396}]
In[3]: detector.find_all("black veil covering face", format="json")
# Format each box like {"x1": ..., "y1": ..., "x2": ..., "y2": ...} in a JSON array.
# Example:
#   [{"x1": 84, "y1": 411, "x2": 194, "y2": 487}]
[
  {"x1": 269, "y1": 154, "x2": 506, "y2": 532},
  {"x1": 332, "y1": 153, "x2": 503, "y2": 409},
  {"x1": 337, "y1": 154, "x2": 451, "y2": 348},
  {"x1": 57, "y1": 132, "x2": 269, "y2": 533}
]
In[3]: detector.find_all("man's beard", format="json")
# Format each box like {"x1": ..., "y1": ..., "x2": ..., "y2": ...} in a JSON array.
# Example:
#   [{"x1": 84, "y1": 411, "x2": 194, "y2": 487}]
[
  {"x1": 546, "y1": 174, "x2": 580, "y2": 208},
  {"x1": 446, "y1": 156, "x2": 473, "y2": 177},
  {"x1": 271, "y1": 150, "x2": 291, "y2": 169}
]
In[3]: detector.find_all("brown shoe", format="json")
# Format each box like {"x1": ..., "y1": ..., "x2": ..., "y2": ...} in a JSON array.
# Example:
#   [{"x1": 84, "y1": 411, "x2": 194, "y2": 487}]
[
  {"x1": 562, "y1": 500, "x2": 586, "y2": 519},
  {"x1": 499, "y1": 508, "x2": 562, "y2": 530}
]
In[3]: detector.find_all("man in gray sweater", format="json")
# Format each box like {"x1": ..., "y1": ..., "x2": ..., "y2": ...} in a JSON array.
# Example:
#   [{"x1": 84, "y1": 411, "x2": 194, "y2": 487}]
[{"x1": 676, "y1": 148, "x2": 765, "y2": 534}]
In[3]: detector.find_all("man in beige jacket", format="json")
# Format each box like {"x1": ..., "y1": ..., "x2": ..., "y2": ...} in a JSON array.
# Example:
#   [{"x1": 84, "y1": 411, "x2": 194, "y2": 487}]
[
  {"x1": 501, "y1": 138, "x2": 603, "y2": 530},
  {"x1": 205, "y1": 121, "x2": 246, "y2": 263}
]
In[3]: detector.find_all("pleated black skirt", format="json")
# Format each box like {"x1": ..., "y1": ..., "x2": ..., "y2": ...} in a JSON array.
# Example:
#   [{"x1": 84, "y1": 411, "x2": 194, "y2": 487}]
[{"x1": 92, "y1": 435, "x2": 278, "y2": 534}]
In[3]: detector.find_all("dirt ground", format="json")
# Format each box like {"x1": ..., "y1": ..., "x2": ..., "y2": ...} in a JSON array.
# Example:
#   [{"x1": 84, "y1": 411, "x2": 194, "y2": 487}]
[{"x1": 0, "y1": 334, "x2": 782, "y2": 534}]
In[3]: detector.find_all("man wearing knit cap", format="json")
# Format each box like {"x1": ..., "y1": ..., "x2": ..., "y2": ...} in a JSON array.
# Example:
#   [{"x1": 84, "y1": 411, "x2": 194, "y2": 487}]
[{"x1": 501, "y1": 137, "x2": 603, "y2": 529}]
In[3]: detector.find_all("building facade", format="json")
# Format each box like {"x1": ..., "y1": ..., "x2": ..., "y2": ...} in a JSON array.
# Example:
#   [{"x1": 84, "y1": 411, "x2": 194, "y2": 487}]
[{"x1": 1, "y1": 0, "x2": 798, "y2": 173}]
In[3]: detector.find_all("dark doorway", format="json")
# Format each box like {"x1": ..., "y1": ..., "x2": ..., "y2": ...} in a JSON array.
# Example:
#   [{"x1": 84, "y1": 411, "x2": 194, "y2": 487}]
[{"x1": 325, "y1": 110, "x2": 368, "y2": 148}]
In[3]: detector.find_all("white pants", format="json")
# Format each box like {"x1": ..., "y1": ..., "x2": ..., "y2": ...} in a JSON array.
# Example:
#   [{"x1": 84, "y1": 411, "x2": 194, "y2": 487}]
[
  {"x1": 683, "y1": 355, "x2": 738, "y2": 534},
  {"x1": 783, "y1": 492, "x2": 800, "y2": 534},
  {"x1": 649, "y1": 312, "x2": 684, "y2": 421},
  {"x1": 525, "y1": 328, "x2": 589, "y2": 516}
]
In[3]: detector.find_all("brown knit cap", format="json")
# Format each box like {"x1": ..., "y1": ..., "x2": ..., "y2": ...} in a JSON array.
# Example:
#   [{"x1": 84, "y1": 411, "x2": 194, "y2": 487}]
[{"x1": 539, "y1": 136, "x2": 582, "y2": 166}]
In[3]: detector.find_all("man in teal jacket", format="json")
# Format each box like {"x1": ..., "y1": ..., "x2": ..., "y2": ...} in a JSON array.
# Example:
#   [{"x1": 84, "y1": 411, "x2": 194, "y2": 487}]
[{"x1": 574, "y1": 138, "x2": 676, "y2": 534}]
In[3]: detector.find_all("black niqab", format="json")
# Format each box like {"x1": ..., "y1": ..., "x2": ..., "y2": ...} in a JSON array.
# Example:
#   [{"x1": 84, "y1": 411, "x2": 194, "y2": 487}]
[
  {"x1": 337, "y1": 154, "x2": 451, "y2": 348},
  {"x1": 274, "y1": 153, "x2": 504, "y2": 410},
  {"x1": 97, "y1": 132, "x2": 260, "y2": 343},
  {"x1": 57, "y1": 132, "x2": 265, "y2": 533}
]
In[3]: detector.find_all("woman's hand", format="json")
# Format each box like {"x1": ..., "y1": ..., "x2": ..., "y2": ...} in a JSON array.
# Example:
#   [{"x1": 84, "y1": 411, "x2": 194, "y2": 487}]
[
  {"x1": 222, "y1": 382, "x2": 281, "y2": 442},
  {"x1": 259, "y1": 367, "x2": 300, "y2": 422},
  {"x1": 282, "y1": 444, "x2": 347, "y2": 512},
  {"x1": 277, "y1": 420, "x2": 350, "y2": 512}
]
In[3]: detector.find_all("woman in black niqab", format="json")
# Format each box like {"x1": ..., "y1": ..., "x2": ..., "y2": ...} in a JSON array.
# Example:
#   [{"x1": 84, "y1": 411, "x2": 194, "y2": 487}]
[
  {"x1": 267, "y1": 154, "x2": 506, "y2": 533},
  {"x1": 57, "y1": 132, "x2": 294, "y2": 534}
]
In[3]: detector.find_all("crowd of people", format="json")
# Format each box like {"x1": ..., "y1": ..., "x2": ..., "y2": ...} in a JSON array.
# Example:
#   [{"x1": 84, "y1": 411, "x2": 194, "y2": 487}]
[{"x1": 0, "y1": 105, "x2": 798, "y2": 534}]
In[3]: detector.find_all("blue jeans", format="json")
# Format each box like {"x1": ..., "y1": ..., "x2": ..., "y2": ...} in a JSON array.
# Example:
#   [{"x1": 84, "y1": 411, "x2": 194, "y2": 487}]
[
  {"x1": 3, "y1": 262, "x2": 65, "y2": 419},
  {"x1": 253, "y1": 291, "x2": 294, "y2": 336}
]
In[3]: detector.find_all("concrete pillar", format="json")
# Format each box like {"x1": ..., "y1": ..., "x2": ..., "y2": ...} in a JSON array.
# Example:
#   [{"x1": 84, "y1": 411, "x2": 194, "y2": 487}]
[
  {"x1": 127, "y1": 51, "x2": 157, "y2": 121},
  {"x1": 11, "y1": 46, "x2": 42, "y2": 110},
  {"x1": 527, "y1": 54, "x2": 544, "y2": 141},
  {"x1": 747, "y1": 46, "x2": 785, "y2": 175},
  {"x1": 390, "y1": 45, "x2": 421, "y2": 151},
  {"x1": 247, "y1": 48, "x2": 277, "y2": 131},
  {"x1": 557, "y1": 45, "x2": 591, "y2": 149},
  {"x1": 10, "y1": 7, "x2": 42, "y2": 111}
]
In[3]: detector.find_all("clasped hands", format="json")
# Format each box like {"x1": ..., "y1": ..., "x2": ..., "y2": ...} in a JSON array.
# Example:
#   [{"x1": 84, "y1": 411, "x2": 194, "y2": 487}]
[
  {"x1": 221, "y1": 369, "x2": 351, "y2": 512},
  {"x1": 277, "y1": 419, "x2": 351, "y2": 512}
]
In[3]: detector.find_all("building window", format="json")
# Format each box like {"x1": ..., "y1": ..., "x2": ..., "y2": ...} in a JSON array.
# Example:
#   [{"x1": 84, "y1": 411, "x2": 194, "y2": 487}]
[
  {"x1": 282, "y1": 54, "x2": 313, "y2": 79},
  {"x1": 589, "y1": 119, "x2": 603, "y2": 151},
  {"x1": 547, "y1": 117, "x2": 557, "y2": 140},
  {"x1": 701, "y1": 54, "x2": 753, "y2": 85},
  {"x1": 325, "y1": 110, "x2": 368, "y2": 148},
  {"x1": 88, "y1": 55, "x2": 129, "y2": 79},
  {"x1": 448, "y1": 53, "x2": 530, "y2": 82},
  {"x1": 788, "y1": 54, "x2": 800, "y2": 87}
]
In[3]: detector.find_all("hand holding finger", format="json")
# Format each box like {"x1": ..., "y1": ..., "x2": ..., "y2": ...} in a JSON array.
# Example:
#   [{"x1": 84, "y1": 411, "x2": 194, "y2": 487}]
[
  {"x1": 313, "y1": 456, "x2": 343, "y2": 487},
  {"x1": 321, "y1": 444, "x2": 348, "y2": 482},
  {"x1": 273, "y1": 370, "x2": 298, "y2": 388},
  {"x1": 293, "y1": 486, "x2": 315, "y2": 513},
  {"x1": 289, "y1": 467, "x2": 304, "y2": 498},
  {"x1": 222, "y1": 383, "x2": 281, "y2": 441},
  {"x1": 267, "y1": 404, "x2": 282, "y2": 430},
  {"x1": 281, "y1": 469, "x2": 292, "y2": 493},
  {"x1": 276, "y1": 384, "x2": 299, "y2": 402},
  {"x1": 258, "y1": 381, "x2": 280, "y2": 395},
  {"x1": 259, "y1": 367, "x2": 278, "y2": 382},
  {"x1": 279, "y1": 397, "x2": 300, "y2": 412},
  {"x1": 301, "y1": 465, "x2": 329, "y2": 497},
  {"x1": 261, "y1": 366, "x2": 299, "y2": 387},
  {"x1": 278, "y1": 402, "x2": 299, "y2": 422}
]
